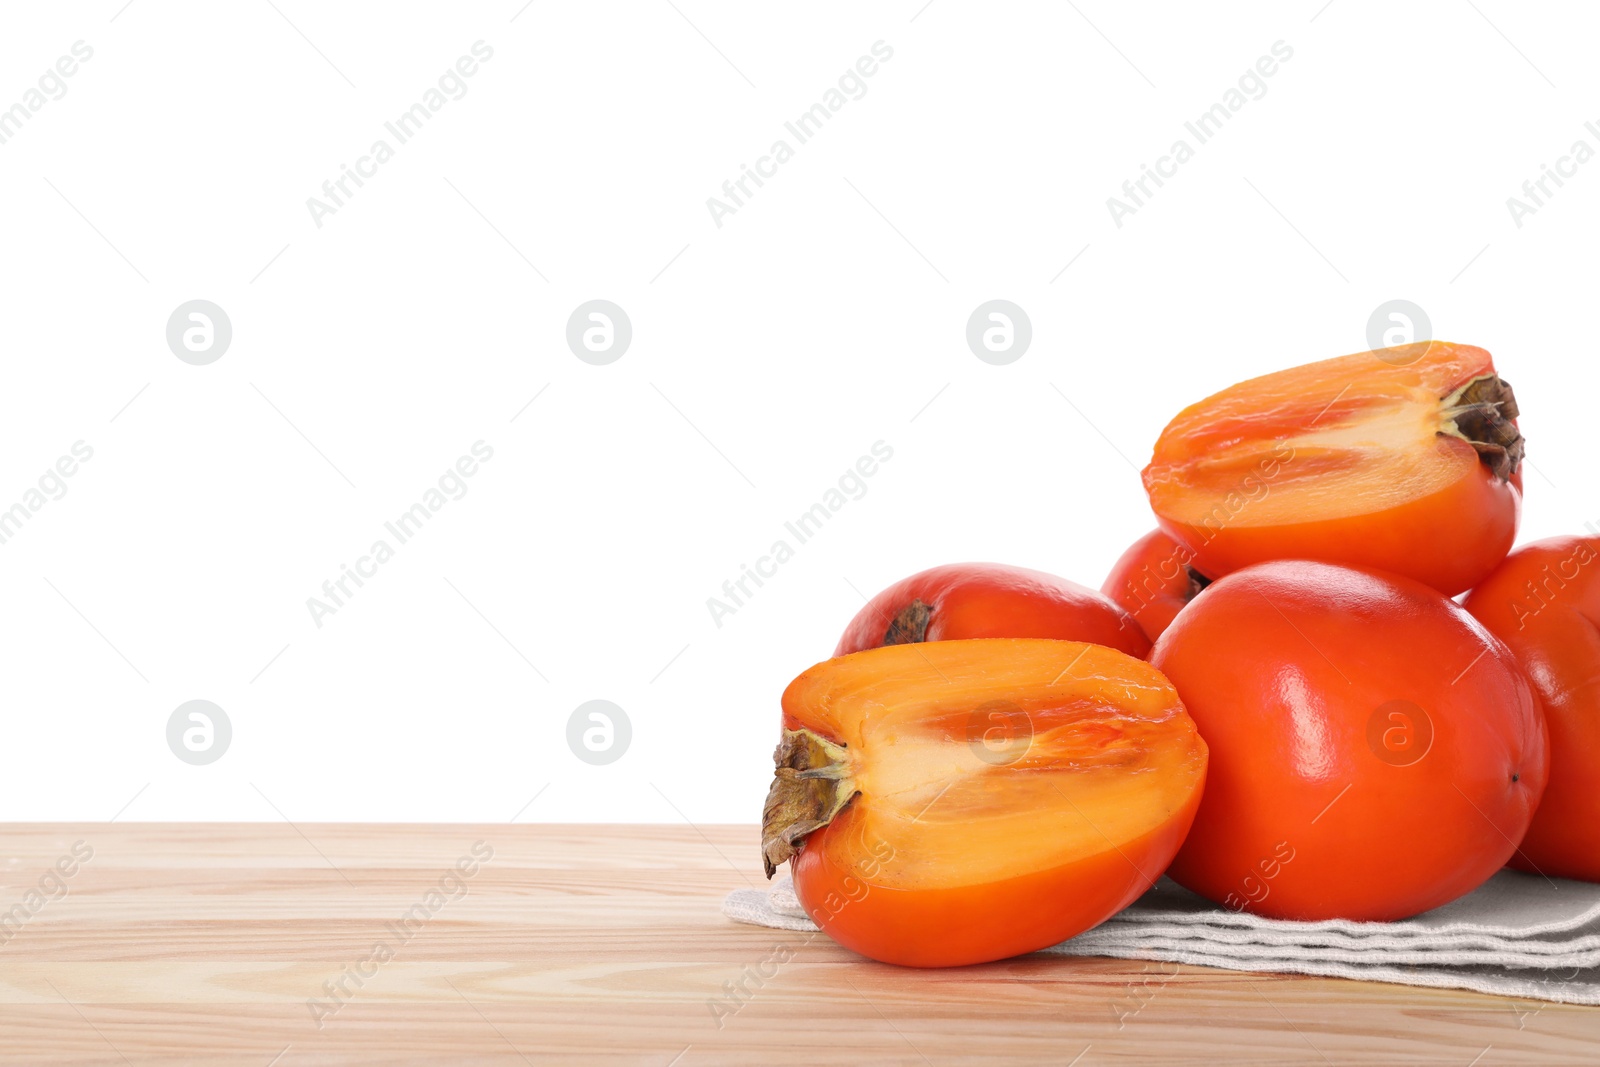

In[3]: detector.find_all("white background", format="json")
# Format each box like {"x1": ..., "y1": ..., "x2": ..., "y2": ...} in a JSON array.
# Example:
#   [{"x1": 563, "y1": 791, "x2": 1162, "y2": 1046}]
[{"x1": 0, "y1": 1, "x2": 1594, "y2": 826}]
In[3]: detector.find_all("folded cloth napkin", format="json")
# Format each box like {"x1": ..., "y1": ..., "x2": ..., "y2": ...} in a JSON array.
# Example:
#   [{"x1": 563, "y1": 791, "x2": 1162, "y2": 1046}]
[{"x1": 723, "y1": 870, "x2": 1600, "y2": 1004}]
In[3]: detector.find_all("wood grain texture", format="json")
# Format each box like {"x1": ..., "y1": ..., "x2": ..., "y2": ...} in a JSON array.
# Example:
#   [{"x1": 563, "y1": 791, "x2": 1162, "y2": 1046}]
[{"x1": 0, "y1": 823, "x2": 1595, "y2": 1065}]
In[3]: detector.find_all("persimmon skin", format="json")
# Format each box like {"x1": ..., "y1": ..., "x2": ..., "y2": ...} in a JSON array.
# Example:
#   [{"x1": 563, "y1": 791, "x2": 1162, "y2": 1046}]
[
  {"x1": 835, "y1": 562, "x2": 1149, "y2": 659},
  {"x1": 792, "y1": 793, "x2": 1201, "y2": 968},
  {"x1": 1152, "y1": 560, "x2": 1547, "y2": 921},
  {"x1": 1156, "y1": 461, "x2": 1520, "y2": 598},
  {"x1": 1102, "y1": 530, "x2": 1207, "y2": 643},
  {"x1": 1465, "y1": 536, "x2": 1600, "y2": 882}
]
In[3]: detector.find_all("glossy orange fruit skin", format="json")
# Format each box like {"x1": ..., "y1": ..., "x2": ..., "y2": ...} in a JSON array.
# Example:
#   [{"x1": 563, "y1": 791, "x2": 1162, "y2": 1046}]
[
  {"x1": 835, "y1": 562, "x2": 1149, "y2": 659},
  {"x1": 1102, "y1": 529, "x2": 1206, "y2": 643},
  {"x1": 1157, "y1": 467, "x2": 1521, "y2": 598},
  {"x1": 791, "y1": 798, "x2": 1199, "y2": 967},
  {"x1": 1152, "y1": 560, "x2": 1547, "y2": 921},
  {"x1": 1465, "y1": 536, "x2": 1600, "y2": 882},
  {"x1": 1142, "y1": 342, "x2": 1522, "y2": 596}
]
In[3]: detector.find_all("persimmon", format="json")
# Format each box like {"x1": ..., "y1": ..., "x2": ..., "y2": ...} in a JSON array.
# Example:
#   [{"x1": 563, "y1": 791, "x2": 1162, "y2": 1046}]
[
  {"x1": 835, "y1": 562, "x2": 1149, "y2": 659},
  {"x1": 1101, "y1": 530, "x2": 1211, "y2": 643},
  {"x1": 761, "y1": 638, "x2": 1207, "y2": 966},
  {"x1": 1466, "y1": 535, "x2": 1600, "y2": 882},
  {"x1": 1152, "y1": 560, "x2": 1547, "y2": 921},
  {"x1": 1142, "y1": 341, "x2": 1523, "y2": 595}
]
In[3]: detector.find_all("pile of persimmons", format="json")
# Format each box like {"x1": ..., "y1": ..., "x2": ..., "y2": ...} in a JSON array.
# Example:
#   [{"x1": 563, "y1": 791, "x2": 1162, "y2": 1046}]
[{"x1": 760, "y1": 341, "x2": 1599, "y2": 967}]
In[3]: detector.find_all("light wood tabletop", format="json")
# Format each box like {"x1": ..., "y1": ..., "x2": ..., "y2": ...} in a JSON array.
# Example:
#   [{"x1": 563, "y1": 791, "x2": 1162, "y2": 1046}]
[{"x1": 0, "y1": 823, "x2": 1594, "y2": 1065}]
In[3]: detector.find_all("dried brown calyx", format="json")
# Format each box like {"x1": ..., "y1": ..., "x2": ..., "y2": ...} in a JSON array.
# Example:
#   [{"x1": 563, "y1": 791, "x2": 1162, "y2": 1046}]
[
  {"x1": 760, "y1": 728, "x2": 858, "y2": 878},
  {"x1": 1441, "y1": 374, "x2": 1524, "y2": 482},
  {"x1": 1186, "y1": 567, "x2": 1211, "y2": 599},
  {"x1": 883, "y1": 598, "x2": 932, "y2": 645}
]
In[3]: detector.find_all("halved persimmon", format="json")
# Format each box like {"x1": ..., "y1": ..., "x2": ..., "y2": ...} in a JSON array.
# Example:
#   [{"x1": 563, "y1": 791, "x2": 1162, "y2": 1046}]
[
  {"x1": 761, "y1": 638, "x2": 1207, "y2": 967},
  {"x1": 1142, "y1": 341, "x2": 1523, "y2": 595}
]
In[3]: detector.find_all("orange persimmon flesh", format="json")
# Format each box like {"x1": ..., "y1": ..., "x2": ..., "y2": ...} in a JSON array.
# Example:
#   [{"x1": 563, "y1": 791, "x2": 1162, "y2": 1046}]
[
  {"x1": 1142, "y1": 341, "x2": 1523, "y2": 595},
  {"x1": 762, "y1": 639, "x2": 1207, "y2": 967}
]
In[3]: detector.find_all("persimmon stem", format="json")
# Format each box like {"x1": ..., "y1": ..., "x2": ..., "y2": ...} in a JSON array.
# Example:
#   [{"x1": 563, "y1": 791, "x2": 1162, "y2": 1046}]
[
  {"x1": 761, "y1": 728, "x2": 859, "y2": 878},
  {"x1": 1439, "y1": 374, "x2": 1524, "y2": 482},
  {"x1": 883, "y1": 598, "x2": 932, "y2": 645}
]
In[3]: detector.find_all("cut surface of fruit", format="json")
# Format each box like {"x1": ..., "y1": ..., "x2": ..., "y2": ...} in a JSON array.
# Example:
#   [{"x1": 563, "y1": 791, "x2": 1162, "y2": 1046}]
[
  {"x1": 1142, "y1": 341, "x2": 1522, "y2": 594},
  {"x1": 763, "y1": 638, "x2": 1207, "y2": 966}
]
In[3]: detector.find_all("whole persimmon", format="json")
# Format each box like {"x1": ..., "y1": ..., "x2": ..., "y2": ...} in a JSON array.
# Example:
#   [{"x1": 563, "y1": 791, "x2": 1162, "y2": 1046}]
[
  {"x1": 1102, "y1": 529, "x2": 1211, "y2": 644},
  {"x1": 1466, "y1": 535, "x2": 1600, "y2": 882},
  {"x1": 836, "y1": 562, "x2": 1149, "y2": 659},
  {"x1": 1151, "y1": 560, "x2": 1546, "y2": 921}
]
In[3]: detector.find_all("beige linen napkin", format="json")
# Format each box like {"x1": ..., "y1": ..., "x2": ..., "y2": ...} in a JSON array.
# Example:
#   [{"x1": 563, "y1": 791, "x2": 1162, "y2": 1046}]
[{"x1": 723, "y1": 870, "x2": 1600, "y2": 1004}]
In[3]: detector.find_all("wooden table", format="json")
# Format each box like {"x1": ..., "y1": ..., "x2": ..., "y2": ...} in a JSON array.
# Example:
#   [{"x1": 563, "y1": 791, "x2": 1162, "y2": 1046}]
[{"x1": 0, "y1": 824, "x2": 1594, "y2": 1065}]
